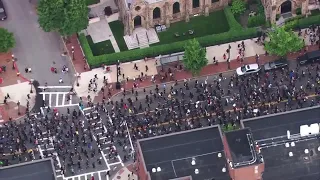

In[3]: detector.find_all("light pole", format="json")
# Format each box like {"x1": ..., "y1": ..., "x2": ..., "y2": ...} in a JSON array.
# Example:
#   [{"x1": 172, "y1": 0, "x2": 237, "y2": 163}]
[
  {"x1": 227, "y1": 44, "x2": 231, "y2": 70},
  {"x1": 17, "y1": 101, "x2": 21, "y2": 115},
  {"x1": 75, "y1": 73, "x2": 79, "y2": 86},
  {"x1": 101, "y1": 87, "x2": 105, "y2": 99},
  {"x1": 71, "y1": 46, "x2": 75, "y2": 60},
  {"x1": 115, "y1": 60, "x2": 121, "y2": 89},
  {"x1": 30, "y1": 79, "x2": 34, "y2": 93},
  {"x1": 12, "y1": 54, "x2": 15, "y2": 70}
]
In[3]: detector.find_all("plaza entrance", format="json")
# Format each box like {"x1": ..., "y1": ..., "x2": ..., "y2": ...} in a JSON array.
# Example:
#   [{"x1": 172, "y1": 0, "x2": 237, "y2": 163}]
[
  {"x1": 281, "y1": 1, "x2": 292, "y2": 14},
  {"x1": 134, "y1": 16, "x2": 142, "y2": 27}
]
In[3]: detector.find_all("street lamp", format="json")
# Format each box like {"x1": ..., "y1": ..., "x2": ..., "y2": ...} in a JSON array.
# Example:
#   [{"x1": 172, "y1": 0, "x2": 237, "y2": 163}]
[
  {"x1": 115, "y1": 60, "x2": 121, "y2": 89},
  {"x1": 71, "y1": 46, "x2": 75, "y2": 60},
  {"x1": 12, "y1": 54, "x2": 15, "y2": 70},
  {"x1": 30, "y1": 79, "x2": 34, "y2": 93},
  {"x1": 227, "y1": 44, "x2": 231, "y2": 70},
  {"x1": 101, "y1": 87, "x2": 105, "y2": 99},
  {"x1": 75, "y1": 72, "x2": 80, "y2": 86},
  {"x1": 17, "y1": 101, "x2": 21, "y2": 115}
]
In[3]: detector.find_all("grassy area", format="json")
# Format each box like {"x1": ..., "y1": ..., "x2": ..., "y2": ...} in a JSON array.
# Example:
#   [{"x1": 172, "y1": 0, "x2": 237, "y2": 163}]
[
  {"x1": 86, "y1": 0, "x2": 100, "y2": 6},
  {"x1": 311, "y1": 9, "x2": 320, "y2": 16},
  {"x1": 86, "y1": 36, "x2": 115, "y2": 56},
  {"x1": 109, "y1": 21, "x2": 128, "y2": 51},
  {"x1": 155, "y1": 10, "x2": 230, "y2": 45}
]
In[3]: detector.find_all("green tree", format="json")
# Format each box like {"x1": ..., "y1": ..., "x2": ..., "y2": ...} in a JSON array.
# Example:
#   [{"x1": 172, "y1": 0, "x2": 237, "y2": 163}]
[
  {"x1": 37, "y1": 0, "x2": 89, "y2": 36},
  {"x1": 183, "y1": 39, "x2": 208, "y2": 76},
  {"x1": 0, "y1": 28, "x2": 15, "y2": 53},
  {"x1": 231, "y1": 0, "x2": 246, "y2": 16},
  {"x1": 265, "y1": 26, "x2": 304, "y2": 57}
]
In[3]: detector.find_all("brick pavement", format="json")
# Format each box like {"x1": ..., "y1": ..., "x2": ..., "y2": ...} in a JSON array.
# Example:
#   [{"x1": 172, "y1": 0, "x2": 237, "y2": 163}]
[
  {"x1": 65, "y1": 35, "x2": 90, "y2": 74},
  {"x1": 90, "y1": 44, "x2": 320, "y2": 103},
  {"x1": 0, "y1": 52, "x2": 36, "y2": 123}
]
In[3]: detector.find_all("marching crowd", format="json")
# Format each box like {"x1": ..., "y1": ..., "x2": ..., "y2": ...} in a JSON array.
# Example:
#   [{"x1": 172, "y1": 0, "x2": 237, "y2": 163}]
[
  {"x1": 0, "y1": 26, "x2": 320, "y2": 178},
  {"x1": 104, "y1": 61, "x2": 320, "y2": 139}
]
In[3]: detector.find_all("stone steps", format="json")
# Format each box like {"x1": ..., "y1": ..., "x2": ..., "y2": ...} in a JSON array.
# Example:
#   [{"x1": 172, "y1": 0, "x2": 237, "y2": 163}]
[{"x1": 123, "y1": 35, "x2": 139, "y2": 50}]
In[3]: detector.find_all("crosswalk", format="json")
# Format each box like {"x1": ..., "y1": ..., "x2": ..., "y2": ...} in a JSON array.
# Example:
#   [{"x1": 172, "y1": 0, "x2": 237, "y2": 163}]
[
  {"x1": 81, "y1": 106, "x2": 124, "y2": 170},
  {"x1": 60, "y1": 170, "x2": 110, "y2": 180},
  {"x1": 38, "y1": 86, "x2": 78, "y2": 107}
]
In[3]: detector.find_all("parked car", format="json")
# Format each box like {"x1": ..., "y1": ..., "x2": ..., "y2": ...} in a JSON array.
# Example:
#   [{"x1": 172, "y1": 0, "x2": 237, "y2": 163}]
[
  {"x1": 236, "y1": 64, "x2": 260, "y2": 76},
  {"x1": 263, "y1": 58, "x2": 289, "y2": 71},
  {"x1": 0, "y1": 0, "x2": 7, "y2": 20},
  {"x1": 297, "y1": 50, "x2": 320, "y2": 65}
]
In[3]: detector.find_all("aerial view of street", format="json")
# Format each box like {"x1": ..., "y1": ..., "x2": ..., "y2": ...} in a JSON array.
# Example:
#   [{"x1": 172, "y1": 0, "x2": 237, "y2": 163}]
[{"x1": 0, "y1": 0, "x2": 319, "y2": 180}]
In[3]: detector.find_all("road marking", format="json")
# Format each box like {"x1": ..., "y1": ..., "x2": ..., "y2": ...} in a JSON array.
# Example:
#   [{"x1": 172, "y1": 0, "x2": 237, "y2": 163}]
[
  {"x1": 40, "y1": 92, "x2": 70, "y2": 95},
  {"x1": 49, "y1": 94, "x2": 52, "y2": 106},
  {"x1": 55, "y1": 104, "x2": 79, "y2": 108},
  {"x1": 56, "y1": 93, "x2": 59, "y2": 106},
  {"x1": 38, "y1": 86, "x2": 72, "y2": 89},
  {"x1": 69, "y1": 95, "x2": 72, "y2": 105},
  {"x1": 62, "y1": 94, "x2": 66, "y2": 105}
]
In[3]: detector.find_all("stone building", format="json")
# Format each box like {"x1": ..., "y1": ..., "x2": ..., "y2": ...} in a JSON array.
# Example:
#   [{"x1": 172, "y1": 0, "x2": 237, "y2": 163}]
[
  {"x1": 116, "y1": 0, "x2": 229, "y2": 35},
  {"x1": 263, "y1": 0, "x2": 311, "y2": 23}
]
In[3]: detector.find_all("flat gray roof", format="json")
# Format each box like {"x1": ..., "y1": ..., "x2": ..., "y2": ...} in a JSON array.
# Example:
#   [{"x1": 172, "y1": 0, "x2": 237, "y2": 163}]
[
  {"x1": 241, "y1": 106, "x2": 320, "y2": 180},
  {"x1": 138, "y1": 126, "x2": 230, "y2": 180},
  {"x1": 0, "y1": 158, "x2": 56, "y2": 180}
]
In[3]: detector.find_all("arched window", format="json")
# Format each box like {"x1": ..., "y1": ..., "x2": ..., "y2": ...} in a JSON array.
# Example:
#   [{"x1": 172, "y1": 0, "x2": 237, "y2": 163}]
[
  {"x1": 134, "y1": 16, "x2": 142, "y2": 27},
  {"x1": 280, "y1": 1, "x2": 292, "y2": 14},
  {"x1": 193, "y1": 0, "x2": 199, "y2": 8},
  {"x1": 153, "y1": 7, "x2": 161, "y2": 19},
  {"x1": 173, "y1": 2, "x2": 180, "y2": 14}
]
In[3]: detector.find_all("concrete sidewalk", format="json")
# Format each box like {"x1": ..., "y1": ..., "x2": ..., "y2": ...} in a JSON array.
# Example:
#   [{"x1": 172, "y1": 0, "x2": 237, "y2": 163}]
[
  {"x1": 0, "y1": 82, "x2": 36, "y2": 123},
  {"x1": 74, "y1": 30, "x2": 318, "y2": 101}
]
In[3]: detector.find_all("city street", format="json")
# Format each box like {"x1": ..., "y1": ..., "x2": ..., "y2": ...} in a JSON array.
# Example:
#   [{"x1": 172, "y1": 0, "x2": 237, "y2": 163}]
[{"x1": 0, "y1": 0, "x2": 75, "y2": 86}]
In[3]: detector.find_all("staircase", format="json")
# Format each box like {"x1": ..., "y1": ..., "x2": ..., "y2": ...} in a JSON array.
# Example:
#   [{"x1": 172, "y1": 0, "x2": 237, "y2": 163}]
[
  {"x1": 136, "y1": 32, "x2": 149, "y2": 49},
  {"x1": 147, "y1": 28, "x2": 160, "y2": 44},
  {"x1": 123, "y1": 35, "x2": 139, "y2": 50},
  {"x1": 123, "y1": 28, "x2": 160, "y2": 50}
]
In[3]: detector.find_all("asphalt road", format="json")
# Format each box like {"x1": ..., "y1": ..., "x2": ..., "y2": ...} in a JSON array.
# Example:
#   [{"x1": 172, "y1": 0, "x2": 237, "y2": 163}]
[
  {"x1": 0, "y1": 0, "x2": 75, "y2": 86},
  {"x1": 109, "y1": 59, "x2": 318, "y2": 115}
]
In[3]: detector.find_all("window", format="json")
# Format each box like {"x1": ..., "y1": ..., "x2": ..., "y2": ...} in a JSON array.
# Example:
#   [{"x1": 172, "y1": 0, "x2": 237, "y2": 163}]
[
  {"x1": 211, "y1": 0, "x2": 219, "y2": 3},
  {"x1": 135, "y1": 6, "x2": 141, "y2": 11}
]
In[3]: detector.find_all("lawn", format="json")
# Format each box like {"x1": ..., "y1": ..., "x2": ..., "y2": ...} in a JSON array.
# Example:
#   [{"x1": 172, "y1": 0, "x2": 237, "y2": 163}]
[
  {"x1": 86, "y1": 0, "x2": 100, "y2": 6},
  {"x1": 155, "y1": 10, "x2": 230, "y2": 45},
  {"x1": 86, "y1": 36, "x2": 115, "y2": 56},
  {"x1": 109, "y1": 21, "x2": 128, "y2": 51}
]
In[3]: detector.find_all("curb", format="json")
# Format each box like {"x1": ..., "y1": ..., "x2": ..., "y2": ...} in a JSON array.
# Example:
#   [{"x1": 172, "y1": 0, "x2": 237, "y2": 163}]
[{"x1": 60, "y1": 36, "x2": 78, "y2": 83}]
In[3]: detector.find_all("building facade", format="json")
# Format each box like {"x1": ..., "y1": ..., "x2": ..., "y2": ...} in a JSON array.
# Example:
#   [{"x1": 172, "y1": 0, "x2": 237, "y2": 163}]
[
  {"x1": 116, "y1": 0, "x2": 312, "y2": 35},
  {"x1": 263, "y1": 0, "x2": 310, "y2": 23},
  {"x1": 116, "y1": 0, "x2": 229, "y2": 35}
]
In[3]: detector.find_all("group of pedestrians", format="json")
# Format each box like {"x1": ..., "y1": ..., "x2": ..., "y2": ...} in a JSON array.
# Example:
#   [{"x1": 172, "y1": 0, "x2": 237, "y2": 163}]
[
  {"x1": 103, "y1": 60, "x2": 320, "y2": 140},
  {"x1": 1, "y1": 26, "x2": 320, "y2": 179}
]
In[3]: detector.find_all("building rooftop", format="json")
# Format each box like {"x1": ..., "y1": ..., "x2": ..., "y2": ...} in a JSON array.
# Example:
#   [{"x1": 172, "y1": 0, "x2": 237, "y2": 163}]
[
  {"x1": 242, "y1": 106, "x2": 320, "y2": 180},
  {"x1": 225, "y1": 128, "x2": 260, "y2": 168},
  {"x1": 0, "y1": 158, "x2": 56, "y2": 180},
  {"x1": 138, "y1": 126, "x2": 230, "y2": 180}
]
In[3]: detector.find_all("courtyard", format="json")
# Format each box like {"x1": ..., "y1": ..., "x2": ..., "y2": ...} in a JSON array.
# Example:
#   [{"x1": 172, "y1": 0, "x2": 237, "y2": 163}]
[
  {"x1": 86, "y1": 35, "x2": 115, "y2": 56},
  {"x1": 155, "y1": 10, "x2": 230, "y2": 45}
]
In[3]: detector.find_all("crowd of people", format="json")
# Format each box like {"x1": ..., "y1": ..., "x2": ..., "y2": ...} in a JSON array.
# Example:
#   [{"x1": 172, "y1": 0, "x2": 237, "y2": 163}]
[
  {"x1": 104, "y1": 61, "x2": 320, "y2": 139},
  {"x1": 0, "y1": 106, "x2": 133, "y2": 177},
  {"x1": 0, "y1": 26, "x2": 320, "y2": 178}
]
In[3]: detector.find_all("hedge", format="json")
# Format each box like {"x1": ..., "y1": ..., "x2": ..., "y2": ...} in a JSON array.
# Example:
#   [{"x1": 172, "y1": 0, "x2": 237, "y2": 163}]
[
  {"x1": 80, "y1": 8, "x2": 258, "y2": 68},
  {"x1": 247, "y1": 14, "x2": 266, "y2": 27},
  {"x1": 224, "y1": 7, "x2": 242, "y2": 30},
  {"x1": 284, "y1": 14, "x2": 320, "y2": 30}
]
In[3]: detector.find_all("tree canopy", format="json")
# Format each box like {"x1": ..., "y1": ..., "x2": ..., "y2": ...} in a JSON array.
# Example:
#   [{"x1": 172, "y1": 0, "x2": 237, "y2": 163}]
[
  {"x1": 0, "y1": 28, "x2": 15, "y2": 53},
  {"x1": 264, "y1": 26, "x2": 304, "y2": 57},
  {"x1": 37, "y1": 0, "x2": 89, "y2": 36},
  {"x1": 231, "y1": 0, "x2": 246, "y2": 16},
  {"x1": 183, "y1": 39, "x2": 208, "y2": 76}
]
